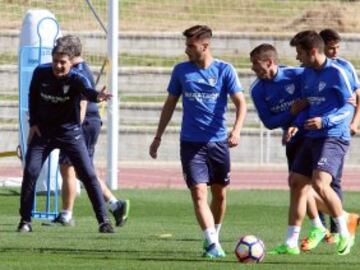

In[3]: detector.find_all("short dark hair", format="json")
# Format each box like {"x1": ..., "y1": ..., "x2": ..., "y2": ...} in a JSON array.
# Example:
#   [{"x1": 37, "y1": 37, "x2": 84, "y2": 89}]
[
  {"x1": 290, "y1": 30, "x2": 324, "y2": 53},
  {"x1": 319, "y1": 28, "x2": 341, "y2": 44},
  {"x1": 56, "y1": 35, "x2": 82, "y2": 57},
  {"x1": 183, "y1": 25, "x2": 212, "y2": 40},
  {"x1": 250, "y1": 43, "x2": 278, "y2": 62},
  {"x1": 51, "y1": 43, "x2": 76, "y2": 59}
]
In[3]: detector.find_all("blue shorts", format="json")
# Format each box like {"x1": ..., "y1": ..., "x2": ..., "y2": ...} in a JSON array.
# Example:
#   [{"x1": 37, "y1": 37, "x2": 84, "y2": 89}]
[
  {"x1": 180, "y1": 140, "x2": 231, "y2": 188},
  {"x1": 285, "y1": 136, "x2": 305, "y2": 171},
  {"x1": 291, "y1": 137, "x2": 349, "y2": 179},
  {"x1": 59, "y1": 117, "x2": 102, "y2": 165}
]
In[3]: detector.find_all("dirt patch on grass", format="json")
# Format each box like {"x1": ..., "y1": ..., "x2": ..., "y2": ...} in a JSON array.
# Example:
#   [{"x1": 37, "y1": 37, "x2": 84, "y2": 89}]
[{"x1": 288, "y1": 4, "x2": 359, "y2": 32}]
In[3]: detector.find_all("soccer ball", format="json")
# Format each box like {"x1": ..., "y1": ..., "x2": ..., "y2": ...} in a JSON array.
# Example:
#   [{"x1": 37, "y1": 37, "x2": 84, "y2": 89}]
[{"x1": 234, "y1": 235, "x2": 265, "y2": 263}]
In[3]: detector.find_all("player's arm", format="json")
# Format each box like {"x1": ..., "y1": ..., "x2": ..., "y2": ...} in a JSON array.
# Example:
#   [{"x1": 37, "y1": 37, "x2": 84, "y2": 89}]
[
  {"x1": 251, "y1": 89, "x2": 303, "y2": 130},
  {"x1": 342, "y1": 60, "x2": 360, "y2": 135},
  {"x1": 305, "y1": 71, "x2": 354, "y2": 130},
  {"x1": 350, "y1": 89, "x2": 360, "y2": 135},
  {"x1": 80, "y1": 99, "x2": 88, "y2": 123},
  {"x1": 75, "y1": 73, "x2": 111, "y2": 102},
  {"x1": 149, "y1": 94, "x2": 180, "y2": 159},
  {"x1": 228, "y1": 92, "x2": 247, "y2": 147},
  {"x1": 28, "y1": 68, "x2": 42, "y2": 143}
]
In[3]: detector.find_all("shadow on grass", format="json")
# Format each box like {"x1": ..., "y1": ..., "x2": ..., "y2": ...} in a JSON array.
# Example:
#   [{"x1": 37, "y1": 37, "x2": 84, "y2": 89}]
[{"x1": 0, "y1": 189, "x2": 20, "y2": 196}]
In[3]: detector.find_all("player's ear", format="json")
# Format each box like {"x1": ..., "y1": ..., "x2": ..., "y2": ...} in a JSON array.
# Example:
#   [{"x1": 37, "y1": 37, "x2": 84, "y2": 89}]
[
  {"x1": 310, "y1": 48, "x2": 317, "y2": 56},
  {"x1": 266, "y1": 58, "x2": 273, "y2": 67},
  {"x1": 202, "y1": 42, "x2": 209, "y2": 51}
]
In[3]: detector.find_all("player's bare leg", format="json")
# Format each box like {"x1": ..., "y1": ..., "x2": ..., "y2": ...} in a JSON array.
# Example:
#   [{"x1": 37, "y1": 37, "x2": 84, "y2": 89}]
[
  {"x1": 61, "y1": 165, "x2": 77, "y2": 212},
  {"x1": 210, "y1": 184, "x2": 226, "y2": 235},
  {"x1": 190, "y1": 183, "x2": 215, "y2": 230},
  {"x1": 301, "y1": 187, "x2": 329, "y2": 251},
  {"x1": 190, "y1": 183, "x2": 225, "y2": 258},
  {"x1": 269, "y1": 173, "x2": 308, "y2": 255},
  {"x1": 312, "y1": 170, "x2": 352, "y2": 255}
]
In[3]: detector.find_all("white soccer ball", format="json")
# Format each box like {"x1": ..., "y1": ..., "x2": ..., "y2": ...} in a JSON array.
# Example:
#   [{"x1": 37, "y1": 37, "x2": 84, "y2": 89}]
[{"x1": 234, "y1": 235, "x2": 265, "y2": 263}]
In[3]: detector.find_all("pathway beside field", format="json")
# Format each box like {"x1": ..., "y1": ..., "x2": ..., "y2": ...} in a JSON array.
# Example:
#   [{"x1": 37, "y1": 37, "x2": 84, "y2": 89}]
[{"x1": 1, "y1": 164, "x2": 360, "y2": 191}]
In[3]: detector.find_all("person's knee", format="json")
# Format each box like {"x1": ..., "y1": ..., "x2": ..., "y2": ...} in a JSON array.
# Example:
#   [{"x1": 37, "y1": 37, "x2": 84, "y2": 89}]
[
  {"x1": 288, "y1": 173, "x2": 307, "y2": 191},
  {"x1": 211, "y1": 185, "x2": 226, "y2": 202},
  {"x1": 24, "y1": 163, "x2": 41, "y2": 180},
  {"x1": 312, "y1": 181, "x2": 327, "y2": 197},
  {"x1": 190, "y1": 184, "x2": 208, "y2": 206}
]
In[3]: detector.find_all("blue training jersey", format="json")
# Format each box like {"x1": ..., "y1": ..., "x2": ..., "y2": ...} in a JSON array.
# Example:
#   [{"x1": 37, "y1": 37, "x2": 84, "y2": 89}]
[
  {"x1": 74, "y1": 62, "x2": 101, "y2": 120},
  {"x1": 300, "y1": 58, "x2": 355, "y2": 140},
  {"x1": 250, "y1": 66, "x2": 303, "y2": 130},
  {"x1": 168, "y1": 59, "x2": 243, "y2": 142},
  {"x1": 29, "y1": 63, "x2": 99, "y2": 131},
  {"x1": 333, "y1": 57, "x2": 360, "y2": 91}
]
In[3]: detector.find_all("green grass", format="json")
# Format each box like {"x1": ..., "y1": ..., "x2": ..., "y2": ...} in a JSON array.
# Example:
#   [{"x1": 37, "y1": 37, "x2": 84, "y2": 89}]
[
  {"x1": 0, "y1": 188, "x2": 360, "y2": 269},
  {"x1": 2, "y1": 0, "x2": 360, "y2": 32},
  {"x1": 3, "y1": 51, "x2": 360, "y2": 71}
]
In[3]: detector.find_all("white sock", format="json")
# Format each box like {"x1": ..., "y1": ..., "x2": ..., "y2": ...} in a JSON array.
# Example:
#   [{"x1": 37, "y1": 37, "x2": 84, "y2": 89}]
[
  {"x1": 204, "y1": 227, "x2": 218, "y2": 246},
  {"x1": 215, "y1": 224, "x2": 222, "y2": 235},
  {"x1": 285, "y1": 225, "x2": 301, "y2": 248},
  {"x1": 109, "y1": 200, "x2": 120, "y2": 212},
  {"x1": 334, "y1": 215, "x2": 350, "y2": 237},
  {"x1": 310, "y1": 216, "x2": 326, "y2": 229},
  {"x1": 61, "y1": 210, "x2": 72, "y2": 222}
]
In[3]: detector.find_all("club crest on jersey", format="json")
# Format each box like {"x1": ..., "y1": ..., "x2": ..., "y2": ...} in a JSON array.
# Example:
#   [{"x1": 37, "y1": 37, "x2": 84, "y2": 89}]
[
  {"x1": 63, "y1": 85, "x2": 70, "y2": 94},
  {"x1": 285, "y1": 84, "x2": 295, "y2": 95},
  {"x1": 318, "y1": 81, "x2": 326, "y2": 92},
  {"x1": 208, "y1": 77, "x2": 217, "y2": 87}
]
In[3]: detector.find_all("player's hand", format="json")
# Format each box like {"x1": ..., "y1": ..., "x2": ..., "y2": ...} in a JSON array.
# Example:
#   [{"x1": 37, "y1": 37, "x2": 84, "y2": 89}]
[
  {"x1": 347, "y1": 95, "x2": 356, "y2": 107},
  {"x1": 27, "y1": 125, "x2": 41, "y2": 145},
  {"x1": 304, "y1": 117, "x2": 322, "y2": 130},
  {"x1": 97, "y1": 86, "x2": 112, "y2": 102},
  {"x1": 228, "y1": 130, "x2": 240, "y2": 148},
  {"x1": 149, "y1": 137, "x2": 161, "y2": 159},
  {"x1": 283, "y1": 126, "x2": 298, "y2": 144},
  {"x1": 290, "y1": 98, "x2": 308, "y2": 115},
  {"x1": 350, "y1": 122, "x2": 358, "y2": 136}
]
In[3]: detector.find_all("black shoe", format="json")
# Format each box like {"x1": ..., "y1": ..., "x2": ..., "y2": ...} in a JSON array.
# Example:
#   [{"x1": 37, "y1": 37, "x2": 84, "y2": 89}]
[
  {"x1": 17, "y1": 221, "x2": 32, "y2": 233},
  {"x1": 51, "y1": 213, "x2": 75, "y2": 226},
  {"x1": 110, "y1": 200, "x2": 130, "y2": 227},
  {"x1": 99, "y1": 222, "x2": 115, "y2": 233}
]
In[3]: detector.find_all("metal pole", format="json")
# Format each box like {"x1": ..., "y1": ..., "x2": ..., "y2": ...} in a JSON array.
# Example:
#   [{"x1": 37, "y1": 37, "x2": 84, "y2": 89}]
[
  {"x1": 266, "y1": 129, "x2": 270, "y2": 164},
  {"x1": 260, "y1": 123, "x2": 264, "y2": 165},
  {"x1": 107, "y1": 0, "x2": 119, "y2": 190}
]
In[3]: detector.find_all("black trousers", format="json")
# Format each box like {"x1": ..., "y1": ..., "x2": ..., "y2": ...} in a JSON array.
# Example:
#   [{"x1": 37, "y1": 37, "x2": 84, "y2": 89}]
[{"x1": 20, "y1": 126, "x2": 108, "y2": 224}]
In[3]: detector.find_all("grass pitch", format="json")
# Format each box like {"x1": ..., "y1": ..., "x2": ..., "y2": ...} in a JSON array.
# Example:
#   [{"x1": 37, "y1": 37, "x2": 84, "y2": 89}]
[{"x1": 0, "y1": 188, "x2": 360, "y2": 270}]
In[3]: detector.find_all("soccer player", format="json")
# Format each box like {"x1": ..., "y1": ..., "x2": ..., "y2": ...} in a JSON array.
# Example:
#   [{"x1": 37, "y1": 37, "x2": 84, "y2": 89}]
[
  {"x1": 249, "y1": 43, "x2": 307, "y2": 166},
  {"x1": 17, "y1": 42, "x2": 114, "y2": 233},
  {"x1": 270, "y1": 30, "x2": 355, "y2": 255},
  {"x1": 51, "y1": 35, "x2": 129, "y2": 227},
  {"x1": 304, "y1": 28, "x2": 360, "y2": 244},
  {"x1": 149, "y1": 25, "x2": 247, "y2": 258},
  {"x1": 250, "y1": 43, "x2": 359, "y2": 253}
]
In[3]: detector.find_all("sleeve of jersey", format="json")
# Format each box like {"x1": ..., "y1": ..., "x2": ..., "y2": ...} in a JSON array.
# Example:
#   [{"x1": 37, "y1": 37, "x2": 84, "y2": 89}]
[
  {"x1": 28, "y1": 68, "x2": 41, "y2": 126},
  {"x1": 345, "y1": 61, "x2": 360, "y2": 90},
  {"x1": 334, "y1": 67, "x2": 354, "y2": 104},
  {"x1": 167, "y1": 66, "x2": 182, "y2": 96},
  {"x1": 226, "y1": 64, "x2": 243, "y2": 94},
  {"x1": 251, "y1": 86, "x2": 293, "y2": 130},
  {"x1": 322, "y1": 70, "x2": 354, "y2": 128},
  {"x1": 322, "y1": 103, "x2": 354, "y2": 128},
  {"x1": 351, "y1": 67, "x2": 360, "y2": 90},
  {"x1": 292, "y1": 110, "x2": 308, "y2": 129},
  {"x1": 76, "y1": 75, "x2": 99, "y2": 102}
]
